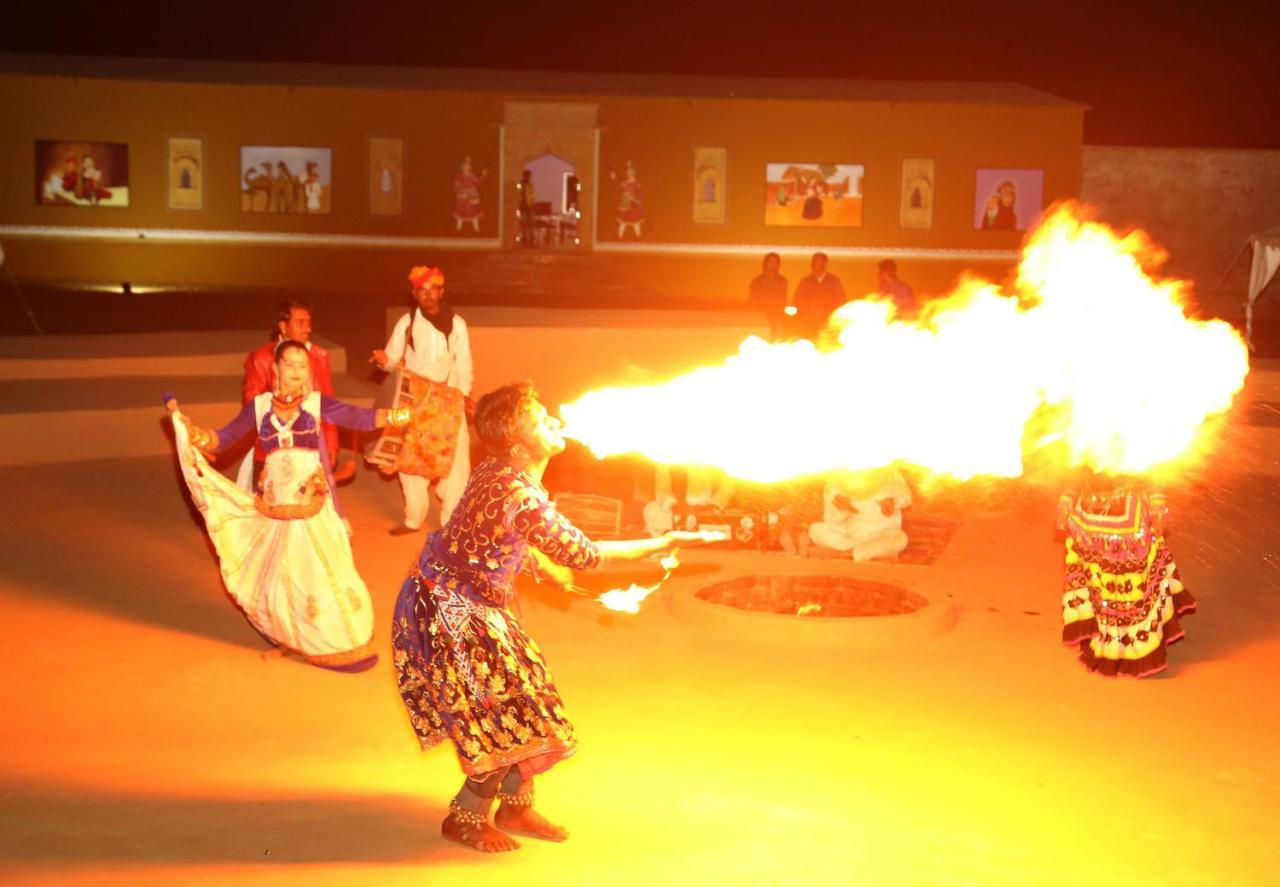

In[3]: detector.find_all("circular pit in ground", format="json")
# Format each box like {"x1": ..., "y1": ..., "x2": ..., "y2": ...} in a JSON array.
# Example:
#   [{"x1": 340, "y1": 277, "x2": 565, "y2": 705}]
[
  {"x1": 671, "y1": 572, "x2": 954, "y2": 648},
  {"x1": 696, "y1": 574, "x2": 927, "y2": 618}
]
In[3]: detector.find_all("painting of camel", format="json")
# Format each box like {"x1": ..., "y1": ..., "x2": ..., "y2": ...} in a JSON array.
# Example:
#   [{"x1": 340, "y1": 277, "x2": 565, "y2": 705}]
[{"x1": 240, "y1": 146, "x2": 332, "y2": 214}]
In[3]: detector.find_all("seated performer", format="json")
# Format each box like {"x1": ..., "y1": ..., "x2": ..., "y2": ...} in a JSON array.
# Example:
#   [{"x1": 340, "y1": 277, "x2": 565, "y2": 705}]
[
  {"x1": 1057, "y1": 473, "x2": 1196, "y2": 678},
  {"x1": 168, "y1": 339, "x2": 416, "y2": 668},
  {"x1": 370, "y1": 265, "x2": 473, "y2": 535},
  {"x1": 391, "y1": 382, "x2": 719, "y2": 853},
  {"x1": 808, "y1": 468, "x2": 912, "y2": 561}
]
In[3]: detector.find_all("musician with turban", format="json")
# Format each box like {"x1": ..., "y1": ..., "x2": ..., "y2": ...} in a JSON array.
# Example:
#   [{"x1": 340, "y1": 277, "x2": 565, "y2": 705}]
[{"x1": 370, "y1": 265, "x2": 474, "y2": 535}]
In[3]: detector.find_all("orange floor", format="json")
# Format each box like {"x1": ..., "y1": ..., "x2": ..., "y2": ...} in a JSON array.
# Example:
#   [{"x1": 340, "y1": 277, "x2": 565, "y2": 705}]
[{"x1": 2, "y1": 370, "x2": 1280, "y2": 885}]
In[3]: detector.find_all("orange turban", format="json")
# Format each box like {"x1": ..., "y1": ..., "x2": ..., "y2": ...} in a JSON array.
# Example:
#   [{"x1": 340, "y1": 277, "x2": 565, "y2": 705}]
[{"x1": 408, "y1": 265, "x2": 445, "y2": 288}]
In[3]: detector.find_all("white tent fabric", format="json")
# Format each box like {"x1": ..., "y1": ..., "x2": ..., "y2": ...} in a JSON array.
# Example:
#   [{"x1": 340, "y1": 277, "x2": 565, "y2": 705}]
[{"x1": 1246, "y1": 226, "x2": 1280, "y2": 350}]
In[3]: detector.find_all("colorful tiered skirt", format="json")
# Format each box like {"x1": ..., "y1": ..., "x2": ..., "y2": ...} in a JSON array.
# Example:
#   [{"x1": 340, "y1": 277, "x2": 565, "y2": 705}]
[
  {"x1": 1061, "y1": 529, "x2": 1197, "y2": 678},
  {"x1": 392, "y1": 569, "x2": 577, "y2": 777}
]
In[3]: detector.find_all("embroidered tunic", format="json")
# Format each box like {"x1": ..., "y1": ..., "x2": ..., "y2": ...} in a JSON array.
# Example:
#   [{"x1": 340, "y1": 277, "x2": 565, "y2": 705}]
[{"x1": 392, "y1": 457, "x2": 600, "y2": 777}]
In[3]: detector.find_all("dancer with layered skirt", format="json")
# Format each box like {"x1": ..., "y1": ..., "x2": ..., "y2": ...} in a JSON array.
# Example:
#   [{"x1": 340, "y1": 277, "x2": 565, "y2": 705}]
[
  {"x1": 392, "y1": 382, "x2": 720, "y2": 852},
  {"x1": 1057, "y1": 476, "x2": 1197, "y2": 678},
  {"x1": 167, "y1": 339, "x2": 414, "y2": 668}
]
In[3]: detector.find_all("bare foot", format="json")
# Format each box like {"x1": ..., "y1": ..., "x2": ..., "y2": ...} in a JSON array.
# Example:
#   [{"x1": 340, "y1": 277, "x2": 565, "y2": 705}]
[
  {"x1": 495, "y1": 806, "x2": 569, "y2": 842},
  {"x1": 441, "y1": 812, "x2": 520, "y2": 852}
]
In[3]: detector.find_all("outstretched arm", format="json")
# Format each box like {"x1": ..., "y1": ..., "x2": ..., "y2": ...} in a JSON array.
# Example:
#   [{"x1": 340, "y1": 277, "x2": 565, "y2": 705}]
[
  {"x1": 371, "y1": 315, "x2": 409, "y2": 371},
  {"x1": 512, "y1": 494, "x2": 725, "y2": 572},
  {"x1": 164, "y1": 396, "x2": 256, "y2": 454},
  {"x1": 595, "y1": 531, "x2": 722, "y2": 563},
  {"x1": 320, "y1": 394, "x2": 415, "y2": 432},
  {"x1": 512, "y1": 495, "x2": 602, "y2": 570}
]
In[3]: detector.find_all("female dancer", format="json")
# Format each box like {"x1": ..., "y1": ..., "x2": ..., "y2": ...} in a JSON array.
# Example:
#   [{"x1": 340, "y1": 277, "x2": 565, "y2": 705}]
[
  {"x1": 1058, "y1": 472, "x2": 1197, "y2": 678},
  {"x1": 168, "y1": 339, "x2": 413, "y2": 668}
]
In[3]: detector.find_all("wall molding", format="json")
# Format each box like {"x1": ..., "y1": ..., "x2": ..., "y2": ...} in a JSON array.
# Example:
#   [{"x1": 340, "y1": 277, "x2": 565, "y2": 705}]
[
  {"x1": 0, "y1": 225, "x2": 501, "y2": 250},
  {"x1": 0, "y1": 224, "x2": 1019, "y2": 261},
  {"x1": 594, "y1": 241, "x2": 1019, "y2": 261}
]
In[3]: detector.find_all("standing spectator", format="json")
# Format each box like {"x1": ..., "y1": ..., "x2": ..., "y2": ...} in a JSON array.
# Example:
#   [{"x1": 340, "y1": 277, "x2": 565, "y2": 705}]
[
  {"x1": 516, "y1": 170, "x2": 536, "y2": 246},
  {"x1": 792, "y1": 252, "x2": 846, "y2": 341},
  {"x1": 877, "y1": 259, "x2": 918, "y2": 318},
  {"x1": 747, "y1": 252, "x2": 791, "y2": 341}
]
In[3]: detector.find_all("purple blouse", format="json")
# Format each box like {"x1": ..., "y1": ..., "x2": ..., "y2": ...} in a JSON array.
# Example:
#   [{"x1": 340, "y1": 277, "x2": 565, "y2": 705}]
[{"x1": 213, "y1": 395, "x2": 378, "y2": 456}]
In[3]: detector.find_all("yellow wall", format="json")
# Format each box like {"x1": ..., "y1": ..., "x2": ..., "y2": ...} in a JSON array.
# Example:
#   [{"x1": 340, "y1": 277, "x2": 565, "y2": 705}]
[
  {"x1": 596, "y1": 96, "x2": 1082, "y2": 249},
  {"x1": 0, "y1": 70, "x2": 1083, "y2": 304},
  {"x1": 0, "y1": 73, "x2": 504, "y2": 236}
]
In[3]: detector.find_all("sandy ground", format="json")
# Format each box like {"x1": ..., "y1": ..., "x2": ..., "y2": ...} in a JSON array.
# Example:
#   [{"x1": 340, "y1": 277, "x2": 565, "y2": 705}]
[{"x1": 2, "y1": 371, "x2": 1279, "y2": 886}]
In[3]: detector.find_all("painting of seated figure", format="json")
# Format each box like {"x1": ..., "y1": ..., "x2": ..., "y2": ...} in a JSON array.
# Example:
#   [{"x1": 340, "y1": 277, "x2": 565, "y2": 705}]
[
  {"x1": 36, "y1": 140, "x2": 130, "y2": 208},
  {"x1": 765, "y1": 162, "x2": 863, "y2": 227}
]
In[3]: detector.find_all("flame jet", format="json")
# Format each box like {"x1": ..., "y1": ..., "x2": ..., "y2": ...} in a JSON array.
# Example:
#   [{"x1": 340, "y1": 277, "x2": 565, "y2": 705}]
[{"x1": 561, "y1": 203, "x2": 1249, "y2": 484}]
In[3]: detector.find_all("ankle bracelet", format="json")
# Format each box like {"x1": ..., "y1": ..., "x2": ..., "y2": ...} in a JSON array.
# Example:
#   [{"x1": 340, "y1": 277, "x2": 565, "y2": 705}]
[
  {"x1": 496, "y1": 789, "x2": 534, "y2": 807},
  {"x1": 449, "y1": 799, "x2": 489, "y2": 826}
]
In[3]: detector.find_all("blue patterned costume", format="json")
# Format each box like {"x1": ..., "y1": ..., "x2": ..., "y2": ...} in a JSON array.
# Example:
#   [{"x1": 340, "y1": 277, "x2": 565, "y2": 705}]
[{"x1": 392, "y1": 457, "x2": 600, "y2": 777}]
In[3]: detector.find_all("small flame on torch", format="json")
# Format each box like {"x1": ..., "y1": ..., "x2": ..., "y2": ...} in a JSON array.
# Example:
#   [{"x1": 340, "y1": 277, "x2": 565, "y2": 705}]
[{"x1": 597, "y1": 552, "x2": 681, "y2": 614}]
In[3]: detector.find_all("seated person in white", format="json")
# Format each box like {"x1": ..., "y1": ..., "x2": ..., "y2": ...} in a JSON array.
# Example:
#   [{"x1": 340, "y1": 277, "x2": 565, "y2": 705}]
[{"x1": 808, "y1": 468, "x2": 912, "y2": 561}]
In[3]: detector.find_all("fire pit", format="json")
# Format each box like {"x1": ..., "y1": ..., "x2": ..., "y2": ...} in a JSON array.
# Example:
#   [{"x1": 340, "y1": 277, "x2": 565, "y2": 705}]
[
  {"x1": 696, "y1": 574, "x2": 927, "y2": 617},
  {"x1": 672, "y1": 572, "x2": 953, "y2": 648}
]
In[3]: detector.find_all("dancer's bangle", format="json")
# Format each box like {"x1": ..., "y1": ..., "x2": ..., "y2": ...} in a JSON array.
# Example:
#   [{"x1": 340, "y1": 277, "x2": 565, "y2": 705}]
[
  {"x1": 378, "y1": 407, "x2": 412, "y2": 428},
  {"x1": 189, "y1": 425, "x2": 218, "y2": 452}
]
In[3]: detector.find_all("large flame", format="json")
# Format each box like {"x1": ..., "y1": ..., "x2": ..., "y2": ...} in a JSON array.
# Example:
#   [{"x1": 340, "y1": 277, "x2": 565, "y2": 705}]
[{"x1": 561, "y1": 203, "x2": 1249, "y2": 482}]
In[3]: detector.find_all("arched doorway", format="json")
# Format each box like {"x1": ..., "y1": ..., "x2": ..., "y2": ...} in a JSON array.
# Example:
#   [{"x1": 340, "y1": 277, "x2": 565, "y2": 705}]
[
  {"x1": 501, "y1": 101, "x2": 597, "y2": 251},
  {"x1": 518, "y1": 152, "x2": 581, "y2": 248}
]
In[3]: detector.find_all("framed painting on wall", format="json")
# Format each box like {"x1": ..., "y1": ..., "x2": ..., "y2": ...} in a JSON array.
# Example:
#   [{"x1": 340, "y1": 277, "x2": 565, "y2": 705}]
[
  {"x1": 368, "y1": 136, "x2": 403, "y2": 216},
  {"x1": 899, "y1": 157, "x2": 934, "y2": 229},
  {"x1": 167, "y1": 136, "x2": 205, "y2": 210},
  {"x1": 764, "y1": 162, "x2": 863, "y2": 227},
  {"x1": 240, "y1": 145, "x2": 332, "y2": 214},
  {"x1": 974, "y1": 168, "x2": 1044, "y2": 231},
  {"x1": 452, "y1": 155, "x2": 488, "y2": 232},
  {"x1": 692, "y1": 146, "x2": 727, "y2": 223},
  {"x1": 35, "y1": 140, "x2": 130, "y2": 207}
]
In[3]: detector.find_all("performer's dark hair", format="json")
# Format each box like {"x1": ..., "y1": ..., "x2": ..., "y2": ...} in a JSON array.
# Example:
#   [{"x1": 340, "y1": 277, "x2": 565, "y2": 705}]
[
  {"x1": 475, "y1": 381, "x2": 540, "y2": 455},
  {"x1": 276, "y1": 300, "x2": 312, "y2": 328},
  {"x1": 274, "y1": 338, "x2": 308, "y2": 362},
  {"x1": 763, "y1": 251, "x2": 780, "y2": 265},
  {"x1": 878, "y1": 259, "x2": 897, "y2": 274},
  {"x1": 812, "y1": 251, "x2": 829, "y2": 263}
]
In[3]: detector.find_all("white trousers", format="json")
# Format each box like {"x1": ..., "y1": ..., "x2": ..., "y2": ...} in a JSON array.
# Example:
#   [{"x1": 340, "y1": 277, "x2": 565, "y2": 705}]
[
  {"x1": 399, "y1": 419, "x2": 470, "y2": 529},
  {"x1": 809, "y1": 518, "x2": 908, "y2": 562}
]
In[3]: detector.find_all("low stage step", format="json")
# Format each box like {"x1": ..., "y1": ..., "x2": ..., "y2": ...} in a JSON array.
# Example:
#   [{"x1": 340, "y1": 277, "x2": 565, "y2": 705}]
[
  {"x1": 0, "y1": 330, "x2": 348, "y2": 380},
  {"x1": 0, "y1": 332, "x2": 370, "y2": 466}
]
